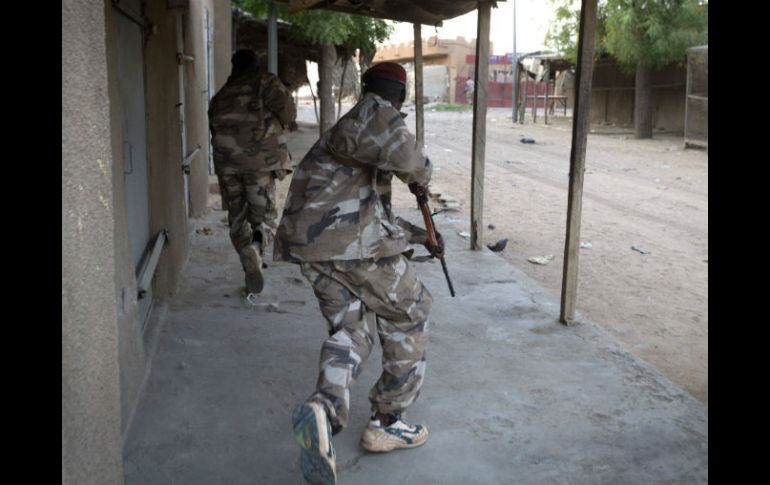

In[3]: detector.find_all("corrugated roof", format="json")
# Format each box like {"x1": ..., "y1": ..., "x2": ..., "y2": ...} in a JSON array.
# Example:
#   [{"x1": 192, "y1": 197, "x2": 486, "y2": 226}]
[{"x1": 279, "y1": 0, "x2": 502, "y2": 26}]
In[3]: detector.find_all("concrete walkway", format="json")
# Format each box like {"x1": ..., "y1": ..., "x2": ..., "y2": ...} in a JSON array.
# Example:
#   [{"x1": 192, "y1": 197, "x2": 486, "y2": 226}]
[
  {"x1": 123, "y1": 119, "x2": 706, "y2": 485},
  {"x1": 123, "y1": 204, "x2": 707, "y2": 484}
]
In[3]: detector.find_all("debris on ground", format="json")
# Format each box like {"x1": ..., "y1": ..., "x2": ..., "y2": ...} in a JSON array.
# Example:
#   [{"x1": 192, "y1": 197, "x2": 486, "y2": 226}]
[
  {"x1": 631, "y1": 245, "x2": 650, "y2": 255},
  {"x1": 487, "y1": 238, "x2": 508, "y2": 252},
  {"x1": 432, "y1": 206, "x2": 462, "y2": 215},
  {"x1": 488, "y1": 224, "x2": 496, "y2": 230},
  {"x1": 580, "y1": 242, "x2": 593, "y2": 249},
  {"x1": 520, "y1": 138, "x2": 536, "y2": 144},
  {"x1": 428, "y1": 187, "x2": 463, "y2": 213},
  {"x1": 528, "y1": 254, "x2": 554, "y2": 265},
  {"x1": 195, "y1": 227, "x2": 213, "y2": 235},
  {"x1": 245, "y1": 294, "x2": 286, "y2": 313},
  {"x1": 458, "y1": 231, "x2": 470, "y2": 239}
]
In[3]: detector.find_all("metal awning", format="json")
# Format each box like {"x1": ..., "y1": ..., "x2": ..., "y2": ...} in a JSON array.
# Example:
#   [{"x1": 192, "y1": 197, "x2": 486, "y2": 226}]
[{"x1": 281, "y1": 0, "x2": 493, "y2": 25}]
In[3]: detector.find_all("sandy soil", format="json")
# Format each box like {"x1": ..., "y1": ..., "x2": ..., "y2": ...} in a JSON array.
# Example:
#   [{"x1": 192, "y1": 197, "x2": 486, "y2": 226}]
[{"x1": 285, "y1": 103, "x2": 708, "y2": 405}]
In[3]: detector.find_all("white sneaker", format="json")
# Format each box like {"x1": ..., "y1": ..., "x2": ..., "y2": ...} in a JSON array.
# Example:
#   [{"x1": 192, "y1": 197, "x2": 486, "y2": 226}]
[{"x1": 360, "y1": 413, "x2": 429, "y2": 453}]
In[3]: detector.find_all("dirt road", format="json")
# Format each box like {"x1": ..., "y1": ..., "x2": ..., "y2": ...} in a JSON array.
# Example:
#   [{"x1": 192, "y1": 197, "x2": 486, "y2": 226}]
[{"x1": 290, "y1": 103, "x2": 708, "y2": 405}]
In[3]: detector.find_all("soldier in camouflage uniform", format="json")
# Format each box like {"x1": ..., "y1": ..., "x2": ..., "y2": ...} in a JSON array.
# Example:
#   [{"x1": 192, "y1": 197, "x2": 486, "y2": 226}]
[
  {"x1": 275, "y1": 62, "x2": 443, "y2": 485},
  {"x1": 208, "y1": 49, "x2": 296, "y2": 294}
]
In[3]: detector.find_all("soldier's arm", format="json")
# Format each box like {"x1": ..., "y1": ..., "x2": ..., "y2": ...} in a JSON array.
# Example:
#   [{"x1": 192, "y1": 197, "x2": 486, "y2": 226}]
[
  {"x1": 262, "y1": 75, "x2": 297, "y2": 127},
  {"x1": 370, "y1": 107, "x2": 432, "y2": 185}
]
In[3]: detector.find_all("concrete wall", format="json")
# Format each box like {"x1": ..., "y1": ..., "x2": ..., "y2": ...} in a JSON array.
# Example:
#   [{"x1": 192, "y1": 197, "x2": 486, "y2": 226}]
[
  {"x1": 590, "y1": 59, "x2": 687, "y2": 133},
  {"x1": 103, "y1": 1, "x2": 149, "y2": 440},
  {"x1": 64, "y1": 0, "x2": 232, "y2": 481},
  {"x1": 62, "y1": 0, "x2": 124, "y2": 483},
  {"x1": 185, "y1": 0, "x2": 216, "y2": 218},
  {"x1": 144, "y1": 1, "x2": 191, "y2": 299},
  {"x1": 213, "y1": 0, "x2": 232, "y2": 92}
]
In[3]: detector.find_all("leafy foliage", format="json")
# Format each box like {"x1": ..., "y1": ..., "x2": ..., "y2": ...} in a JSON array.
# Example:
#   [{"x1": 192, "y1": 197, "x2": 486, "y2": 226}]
[
  {"x1": 234, "y1": 0, "x2": 393, "y2": 57},
  {"x1": 545, "y1": 0, "x2": 707, "y2": 72},
  {"x1": 604, "y1": 0, "x2": 707, "y2": 72}
]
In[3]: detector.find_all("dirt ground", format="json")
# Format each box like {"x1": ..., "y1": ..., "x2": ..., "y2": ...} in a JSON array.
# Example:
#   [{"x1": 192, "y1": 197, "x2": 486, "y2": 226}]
[{"x1": 285, "y1": 102, "x2": 708, "y2": 405}]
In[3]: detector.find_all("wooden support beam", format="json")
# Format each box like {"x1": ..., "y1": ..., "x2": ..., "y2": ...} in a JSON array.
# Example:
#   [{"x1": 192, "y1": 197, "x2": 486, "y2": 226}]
[
  {"x1": 414, "y1": 23, "x2": 424, "y2": 146},
  {"x1": 560, "y1": 0, "x2": 598, "y2": 324},
  {"x1": 544, "y1": 61, "x2": 550, "y2": 124},
  {"x1": 683, "y1": 53, "x2": 691, "y2": 149},
  {"x1": 519, "y1": 66, "x2": 529, "y2": 125},
  {"x1": 267, "y1": 2, "x2": 278, "y2": 74},
  {"x1": 533, "y1": 70, "x2": 538, "y2": 123},
  {"x1": 470, "y1": 0, "x2": 491, "y2": 250}
]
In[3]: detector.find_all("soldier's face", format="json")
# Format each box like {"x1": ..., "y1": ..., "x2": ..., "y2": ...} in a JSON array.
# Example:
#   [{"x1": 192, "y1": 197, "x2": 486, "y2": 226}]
[{"x1": 395, "y1": 87, "x2": 406, "y2": 111}]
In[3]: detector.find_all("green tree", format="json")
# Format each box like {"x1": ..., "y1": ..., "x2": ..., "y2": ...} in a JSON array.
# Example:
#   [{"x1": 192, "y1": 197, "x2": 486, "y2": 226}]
[
  {"x1": 546, "y1": 0, "x2": 707, "y2": 139},
  {"x1": 234, "y1": 1, "x2": 393, "y2": 133}
]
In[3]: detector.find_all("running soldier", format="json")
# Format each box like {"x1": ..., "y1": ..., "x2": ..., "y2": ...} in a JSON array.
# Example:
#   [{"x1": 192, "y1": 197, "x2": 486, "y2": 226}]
[
  {"x1": 208, "y1": 49, "x2": 296, "y2": 294},
  {"x1": 274, "y1": 62, "x2": 443, "y2": 485}
]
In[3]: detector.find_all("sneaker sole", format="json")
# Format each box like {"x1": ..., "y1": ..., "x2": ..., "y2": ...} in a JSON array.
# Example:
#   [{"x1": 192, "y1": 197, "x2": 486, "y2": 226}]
[
  {"x1": 292, "y1": 403, "x2": 336, "y2": 485},
  {"x1": 360, "y1": 426, "x2": 429, "y2": 453},
  {"x1": 240, "y1": 246, "x2": 264, "y2": 294},
  {"x1": 244, "y1": 271, "x2": 264, "y2": 294}
]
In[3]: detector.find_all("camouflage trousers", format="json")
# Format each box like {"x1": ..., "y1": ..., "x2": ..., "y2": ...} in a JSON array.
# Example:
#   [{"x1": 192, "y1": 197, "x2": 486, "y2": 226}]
[
  {"x1": 218, "y1": 172, "x2": 278, "y2": 255},
  {"x1": 300, "y1": 254, "x2": 433, "y2": 433}
]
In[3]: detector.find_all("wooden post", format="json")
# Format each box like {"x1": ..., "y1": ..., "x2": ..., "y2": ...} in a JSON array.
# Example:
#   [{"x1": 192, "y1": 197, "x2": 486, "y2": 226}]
[
  {"x1": 414, "y1": 23, "x2": 424, "y2": 146},
  {"x1": 564, "y1": 81, "x2": 568, "y2": 116},
  {"x1": 511, "y1": 0, "x2": 518, "y2": 122},
  {"x1": 470, "y1": 0, "x2": 491, "y2": 251},
  {"x1": 683, "y1": 50, "x2": 691, "y2": 148},
  {"x1": 518, "y1": 66, "x2": 526, "y2": 124},
  {"x1": 267, "y1": 2, "x2": 278, "y2": 75},
  {"x1": 560, "y1": 0, "x2": 598, "y2": 325},
  {"x1": 525, "y1": 73, "x2": 530, "y2": 122},
  {"x1": 543, "y1": 60, "x2": 551, "y2": 125},
  {"x1": 533, "y1": 69, "x2": 538, "y2": 123}
]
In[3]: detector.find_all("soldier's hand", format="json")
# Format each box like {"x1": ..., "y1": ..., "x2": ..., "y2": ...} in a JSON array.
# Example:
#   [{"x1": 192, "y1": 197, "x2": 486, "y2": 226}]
[
  {"x1": 408, "y1": 182, "x2": 429, "y2": 198},
  {"x1": 425, "y1": 231, "x2": 445, "y2": 259}
]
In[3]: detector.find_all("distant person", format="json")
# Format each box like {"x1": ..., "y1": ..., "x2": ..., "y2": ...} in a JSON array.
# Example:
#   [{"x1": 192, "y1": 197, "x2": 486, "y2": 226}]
[
  {"x1": 208, "y1": 49, "x2": 297, "y2": 294},
  {"x1": 464, "y1": 76, "x2": 475, "y2": 105}
]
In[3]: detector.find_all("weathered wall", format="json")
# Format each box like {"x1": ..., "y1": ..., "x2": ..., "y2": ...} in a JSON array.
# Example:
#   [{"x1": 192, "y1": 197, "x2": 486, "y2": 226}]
[
  {"x1": 62, "y1": 0, "x2": 124, "y2": 483},
  {"x1": 103, "y1": 1, "x2": 148, "y2": 439},
  {"x1": 63, "y1": 1, "x2": 232, "y2": 481},
  {"x1": 144, "y1": 1, "x2": 191, "y2": 299},
  {"x1": 213, "y1": 0, "x2": 232, "y2": 92},
  {"x1": 185, "y1": 0, "x2": 216, "y2": 218},
  {"x1": 590, "y1": 59, "x2": 687, "y2": 133}
]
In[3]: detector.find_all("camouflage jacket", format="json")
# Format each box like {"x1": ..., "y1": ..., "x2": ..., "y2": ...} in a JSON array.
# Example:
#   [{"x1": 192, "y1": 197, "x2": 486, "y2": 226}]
[
  {"x1": 274, "y1": 93, "x2": 432, "y2": 263},
  {"x1": 208, "y1": 71, "x2": 296, "y2": 174}
]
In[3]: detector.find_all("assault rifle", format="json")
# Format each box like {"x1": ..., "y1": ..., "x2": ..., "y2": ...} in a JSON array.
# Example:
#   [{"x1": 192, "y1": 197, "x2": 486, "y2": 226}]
[{"x1": 409, "y1": 183, "x2": 456, "y2": 297}]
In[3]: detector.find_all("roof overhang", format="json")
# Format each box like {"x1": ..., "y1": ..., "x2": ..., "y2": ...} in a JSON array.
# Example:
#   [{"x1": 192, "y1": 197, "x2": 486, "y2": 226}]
[{"x1": 279, "y1": 0, "x2": 501, "y2": 26}]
